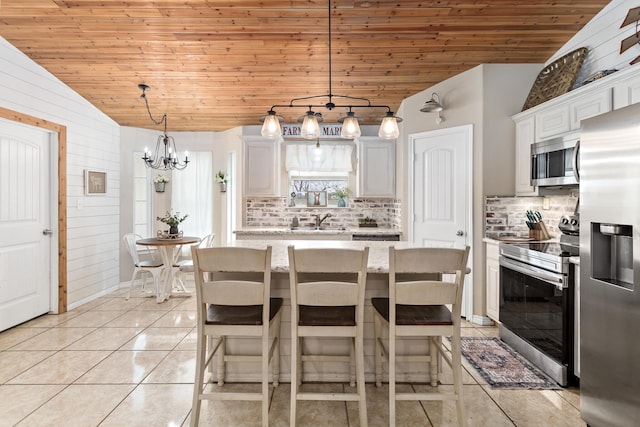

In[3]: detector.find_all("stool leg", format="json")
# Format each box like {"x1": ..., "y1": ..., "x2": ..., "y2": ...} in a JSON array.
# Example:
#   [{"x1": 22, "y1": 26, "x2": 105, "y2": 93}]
[
  {"x1": 217, "y1": 336, "x2": 226, "y2": 386},
  {"x1": 451, "y1": 332, "x2": 466, "y2": 427},
  {"x1": 349, "y1": 338, "x2": 356, "y2": 387},
  {"x1": 429, "y1": 337, "x2": 439, "y2": 387},
  {"x1": 374, "y1": 313, "x2": 382, "y2": 387},
  {"x1": 356, "y1": 330, "x2": 368, "y2": 427},
  {"x1": 290, "y1": 334, "x2": 299, "y2": 426},
  {"x1": 190, "y1": 329, "x2": 206, "y2": 427}
]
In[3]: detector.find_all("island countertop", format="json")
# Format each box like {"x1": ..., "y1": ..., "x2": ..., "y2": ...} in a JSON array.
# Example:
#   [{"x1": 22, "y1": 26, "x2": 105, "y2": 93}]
[{"x1": 229, "y1": 239, "x2": 424, "y2": 274}]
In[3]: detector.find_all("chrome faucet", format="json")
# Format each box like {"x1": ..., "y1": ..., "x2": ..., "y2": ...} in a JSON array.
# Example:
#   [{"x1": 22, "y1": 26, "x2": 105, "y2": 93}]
[{"x1": 314, "y1": 213, "x2": 332, "y2": 228}]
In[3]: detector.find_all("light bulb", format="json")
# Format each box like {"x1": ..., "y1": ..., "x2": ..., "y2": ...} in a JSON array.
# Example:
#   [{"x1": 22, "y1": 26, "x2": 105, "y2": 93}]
[
  {"x1": 301, "y1": 112, "x2": 321, "y2": 139},
  {"x1": 340, "y1": 113, "x2": 361, "y2": 139},
  {"x1": 261, "y1": 111, "x2": 282, "y2": 138},
  {"x1": 378, "y1": 115, "x2": 400, "y2": 139}
]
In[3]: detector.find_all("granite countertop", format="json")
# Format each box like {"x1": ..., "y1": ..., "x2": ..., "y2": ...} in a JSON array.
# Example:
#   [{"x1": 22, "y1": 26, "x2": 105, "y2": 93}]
[
  {"x1": 229, "y1": 239, "x2": 420, "y2": 273},
  {"x1": 234, "y1": 227, "x2": 402, "y2": 236}
]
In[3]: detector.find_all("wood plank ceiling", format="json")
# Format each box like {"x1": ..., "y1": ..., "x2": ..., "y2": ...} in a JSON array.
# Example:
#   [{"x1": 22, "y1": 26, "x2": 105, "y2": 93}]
[{"x1": 0, "y1": 0, "x2": 609, "y2": 132}]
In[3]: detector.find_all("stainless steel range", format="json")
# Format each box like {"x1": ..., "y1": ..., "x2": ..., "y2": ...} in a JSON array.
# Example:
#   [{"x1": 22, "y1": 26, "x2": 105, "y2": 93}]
[{"x1": 498, "y1": 233, "x2": 579, "y2": 386}]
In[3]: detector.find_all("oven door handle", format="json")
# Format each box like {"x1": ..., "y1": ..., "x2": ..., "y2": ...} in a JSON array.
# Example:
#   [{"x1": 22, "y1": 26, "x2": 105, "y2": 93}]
[{"x1": 499, "y1": 256, "x2": 567, "y2": 289}]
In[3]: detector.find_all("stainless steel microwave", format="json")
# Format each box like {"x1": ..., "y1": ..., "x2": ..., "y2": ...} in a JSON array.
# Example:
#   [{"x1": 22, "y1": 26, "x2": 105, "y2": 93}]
[{"x1": 531, "y1": 133, "x2": 580, "y2": 187}]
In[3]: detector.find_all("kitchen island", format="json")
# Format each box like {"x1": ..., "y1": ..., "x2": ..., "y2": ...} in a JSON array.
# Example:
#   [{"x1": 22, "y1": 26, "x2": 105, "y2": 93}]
[{"x1": 208, "y1": 239, "x2": 458, "y2": 385}]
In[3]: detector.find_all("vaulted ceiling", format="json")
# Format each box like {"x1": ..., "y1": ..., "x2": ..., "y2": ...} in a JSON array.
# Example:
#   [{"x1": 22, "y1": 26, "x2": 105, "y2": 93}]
[{"x1": 0, "y1": 0, "x2": 609, "y2": 132}]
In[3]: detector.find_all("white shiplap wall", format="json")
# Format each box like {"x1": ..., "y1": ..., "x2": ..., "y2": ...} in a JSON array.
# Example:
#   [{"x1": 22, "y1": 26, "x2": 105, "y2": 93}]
[
  {"x1": 549, "y1": 0, "x2": 640, "y2": 86},
  {"x1": 0, "y1": 37, "x2": 121, "y2": 309}
]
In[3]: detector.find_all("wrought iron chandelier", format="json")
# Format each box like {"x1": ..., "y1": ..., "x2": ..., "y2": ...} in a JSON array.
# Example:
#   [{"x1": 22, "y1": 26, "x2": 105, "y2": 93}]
[
  {"x1": 259, "y1": 1, "x2": 402, "y2": 140},
  {"x1": 138, "y1": 84, "x2": 189, "y2": 170}
]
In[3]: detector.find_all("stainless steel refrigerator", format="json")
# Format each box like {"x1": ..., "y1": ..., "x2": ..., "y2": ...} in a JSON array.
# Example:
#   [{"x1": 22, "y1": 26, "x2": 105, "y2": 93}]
[{"x1": 580, "y1": 102, "x2": 640, "y2": 427}]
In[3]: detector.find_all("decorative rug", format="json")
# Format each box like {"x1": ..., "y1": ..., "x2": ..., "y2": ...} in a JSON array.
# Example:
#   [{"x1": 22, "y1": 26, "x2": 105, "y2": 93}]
[{"x1": 457, "y1": 337, "x2": 561, "y2": 389}]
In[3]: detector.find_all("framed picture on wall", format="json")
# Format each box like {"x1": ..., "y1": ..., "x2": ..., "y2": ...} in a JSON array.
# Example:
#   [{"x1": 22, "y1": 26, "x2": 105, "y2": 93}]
[
  {"x1": 306, "y1": 191, "x2": 327, "y2": 207},
  {"x1": 85, "y1": 170, "x2": 107, "y2": 195}
]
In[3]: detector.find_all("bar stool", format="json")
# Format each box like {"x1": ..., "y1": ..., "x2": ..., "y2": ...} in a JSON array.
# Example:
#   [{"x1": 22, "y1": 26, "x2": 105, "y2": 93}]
[
  {"x1": 190, "y1": 246, "x2": 283, "y2": 427},
  {"x1": 287, "y1": 246, "x2": 369, "y2": 427},
  {"x1": 372, "y1": 246, "x2": 470, "y2": 427}
]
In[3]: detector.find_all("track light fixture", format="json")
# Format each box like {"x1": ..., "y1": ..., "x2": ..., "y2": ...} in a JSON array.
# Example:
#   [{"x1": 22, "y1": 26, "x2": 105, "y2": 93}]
[
  {"x1": 259, "y1": 1, "x2": 402, "y2": 140},
  {"x1": 138, "y1": 84, "x2": 189, "y2": 170}
]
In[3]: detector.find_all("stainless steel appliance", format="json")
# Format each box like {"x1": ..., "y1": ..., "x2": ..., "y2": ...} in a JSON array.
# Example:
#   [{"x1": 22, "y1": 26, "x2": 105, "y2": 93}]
[
  {"x1": 498, "y1": 238, "x2": 578, "y2": 386},
  {"x1": 531, "y1": 133, "x2": 580, "y2": 187},
  {"x1": 580, "y1": 103, "x2": 640, "y2": 427}
]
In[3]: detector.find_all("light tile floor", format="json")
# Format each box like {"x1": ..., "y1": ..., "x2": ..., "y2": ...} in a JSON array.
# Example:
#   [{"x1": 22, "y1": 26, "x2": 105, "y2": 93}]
[{"x1": 0, "y1": 288, "x2": 585, "y2": 426}]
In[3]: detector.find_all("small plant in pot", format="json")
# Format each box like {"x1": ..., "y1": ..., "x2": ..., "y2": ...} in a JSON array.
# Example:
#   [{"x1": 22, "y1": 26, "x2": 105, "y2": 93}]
[
  {"x1": 333, "y1": 186, "x2": 351, "y2": 207},
  {"x1": 157, "y1": 210, "x2": 188, "y2": 235},
  {"x1": 153, "y1": 174, "x2": 169, "y2": 192},
  {"x1": 215, "y1": 171, "x2": 228, "y2": 192}
]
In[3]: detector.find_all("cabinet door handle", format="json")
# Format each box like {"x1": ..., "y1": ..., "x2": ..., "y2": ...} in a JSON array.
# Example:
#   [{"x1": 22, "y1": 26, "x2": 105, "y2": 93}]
[
  {"x1": 456, "y1": 230, "x2": 464, "y2": 236},
  {"x1": 43, "y1": 229, "x2": 54, "y2": 236}
]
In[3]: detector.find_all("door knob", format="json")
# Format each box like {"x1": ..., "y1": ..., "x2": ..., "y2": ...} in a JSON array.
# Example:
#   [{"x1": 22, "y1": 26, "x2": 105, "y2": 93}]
[
  {"x1": 456, "y1": 230, "x2": 464, "y2": 236},
  {"x1": 43, "y1": 229, "x2": 54, "y2": 235}
]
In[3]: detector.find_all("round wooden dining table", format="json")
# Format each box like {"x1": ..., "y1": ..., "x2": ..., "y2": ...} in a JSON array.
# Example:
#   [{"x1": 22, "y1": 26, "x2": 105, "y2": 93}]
[{"x1": 137, "y1": 235, "x2": 200, "y2": 302}]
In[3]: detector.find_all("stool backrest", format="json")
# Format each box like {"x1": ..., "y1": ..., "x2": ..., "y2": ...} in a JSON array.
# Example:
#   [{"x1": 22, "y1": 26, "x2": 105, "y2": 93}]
[
  {"x1": 191, "y1": 246, "x2": 272, "y2": 309},
  {"x1": 288, "y1": 246, "x2": 369, "y2": 308},
  {"x1": 389, "y1": 246, "x2": 470, "y2": 317}
]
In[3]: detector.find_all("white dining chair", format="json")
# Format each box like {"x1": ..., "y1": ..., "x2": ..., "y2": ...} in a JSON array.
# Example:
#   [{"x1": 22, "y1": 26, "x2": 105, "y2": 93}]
[{"x1": 122, "y1": 233, "x2": 163, "y2": 299}]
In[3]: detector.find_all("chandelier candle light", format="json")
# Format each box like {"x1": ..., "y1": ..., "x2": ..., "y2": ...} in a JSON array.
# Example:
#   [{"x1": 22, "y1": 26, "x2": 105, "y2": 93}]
[
  {"x1": 138, "y1": 84, "x2": 189, "y2": 170},
  {"x1": 259, "y1": 0, "x2": 402, "y2": 140}
]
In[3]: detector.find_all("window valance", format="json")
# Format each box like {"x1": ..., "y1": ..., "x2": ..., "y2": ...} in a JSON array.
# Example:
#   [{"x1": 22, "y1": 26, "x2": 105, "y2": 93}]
[{"x1": 285, "y1": 143, "x2": 355, "y2": 172}]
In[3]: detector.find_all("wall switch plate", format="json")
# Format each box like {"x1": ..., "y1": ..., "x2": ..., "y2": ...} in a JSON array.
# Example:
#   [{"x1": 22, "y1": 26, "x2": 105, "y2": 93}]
[{"x1": 507, "y1": 213, "x2": 518, "y2": 226}]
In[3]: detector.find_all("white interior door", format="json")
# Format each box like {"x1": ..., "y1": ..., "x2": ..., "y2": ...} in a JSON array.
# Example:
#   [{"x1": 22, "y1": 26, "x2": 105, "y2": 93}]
[
  {"x1": 410, "y1": 125, "x2": 472, "y2": 316},
  {"x1": 0, "y1": 118, "x2": 52, "y2": 331}
]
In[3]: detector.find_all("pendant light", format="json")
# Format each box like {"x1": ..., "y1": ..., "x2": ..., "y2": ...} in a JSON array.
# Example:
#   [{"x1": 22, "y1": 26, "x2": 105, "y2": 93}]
[
  {"x1": 258, "y1": 0, "x2": 401, "y2": 140},
  {"x1": 338, "y1": 110, "x2": 362, "y2": 139},
  {"x1": 260, "y1": 110, "x2": 283, "y2": 138},
  {"x1": 300, "y1": 110, "x2": 321, "y2": 139},
  {"x1": 378, "y1": 112, "x2": 402, "y2": 139}
]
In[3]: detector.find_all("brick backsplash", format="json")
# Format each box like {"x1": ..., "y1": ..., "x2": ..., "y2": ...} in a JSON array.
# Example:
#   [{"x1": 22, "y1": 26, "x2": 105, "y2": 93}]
[
  {"x1": 245, "y1": 197, "x2": 402, "y2": 229},
  {"x1": 485, "y1": 193, "x2": 579, "y2": 240}
]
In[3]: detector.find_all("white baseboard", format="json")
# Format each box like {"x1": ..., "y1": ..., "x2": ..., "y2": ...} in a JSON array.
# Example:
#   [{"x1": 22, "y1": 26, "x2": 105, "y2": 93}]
[
  {"x1": 67, "y1": 284, "x2": 121, "y2": 311},
  {"x1": 470, "y1": 315, "x2": 495, "y2": 326}
]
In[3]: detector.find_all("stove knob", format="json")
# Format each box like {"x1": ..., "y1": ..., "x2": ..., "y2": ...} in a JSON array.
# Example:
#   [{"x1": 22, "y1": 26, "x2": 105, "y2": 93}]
[
  {"x1": 570, "y1": 219, "x2": 579, "y2": 226},
  {"x1": 561, "y1": 217, "x2": 569, "y2": 225}
]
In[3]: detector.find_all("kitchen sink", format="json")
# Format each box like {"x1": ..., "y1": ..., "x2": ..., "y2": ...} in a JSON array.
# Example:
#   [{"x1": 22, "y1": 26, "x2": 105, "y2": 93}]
[{"x1": 289, "y1": 226, "x2": 347, "y2": 232}]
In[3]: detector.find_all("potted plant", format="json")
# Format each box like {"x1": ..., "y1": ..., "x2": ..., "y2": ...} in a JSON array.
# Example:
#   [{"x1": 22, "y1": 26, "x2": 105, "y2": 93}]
[
  {"x1": 358, "y1": 216, "x2": 377, "y2": 227},
  {"x1": 157, "y1": 210, "x2": 188, "y2": 235},
  {"x1": 333, "y1": 186, "x2": 351, "y2": 207},
  {"x1": 153, "y1": 174, "x2": 169, "y2": 193},
  {"x1": 215, "y1": 170, "x2": 228, "y2": 192}
]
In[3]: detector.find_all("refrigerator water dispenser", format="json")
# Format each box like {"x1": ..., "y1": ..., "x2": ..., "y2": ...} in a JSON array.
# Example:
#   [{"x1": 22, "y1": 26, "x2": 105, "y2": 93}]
[{"x1": 591, "y1": 223, "x2": 634, "y2": 290}]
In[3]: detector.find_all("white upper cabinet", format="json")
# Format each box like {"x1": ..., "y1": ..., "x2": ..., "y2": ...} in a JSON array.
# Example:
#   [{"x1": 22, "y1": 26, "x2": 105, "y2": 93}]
[
  {"x1": 613, "y1": 72, "x2": 640, "y2": 109},
  {"x1": 515, "y1": 116, "x2": 537, "y2": 196},
  {"x1": 243, "y1": 136, "x2": 280, "y2": 196},
  {"x1": 535, "y1": 104, "x2": 571, "y2": 141},
  {"x1": 357, "y1": 137, "x2": 395, "y2": 198}
]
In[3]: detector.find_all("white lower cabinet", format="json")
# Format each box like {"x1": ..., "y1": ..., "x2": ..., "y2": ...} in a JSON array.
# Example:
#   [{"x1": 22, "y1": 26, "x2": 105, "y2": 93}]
[
  {"x1": 485, "y1": 240, "x2": 500, "y2": 322},
  {"x1": 573, "y1": 261, "x2": 580, "y2": 378}
]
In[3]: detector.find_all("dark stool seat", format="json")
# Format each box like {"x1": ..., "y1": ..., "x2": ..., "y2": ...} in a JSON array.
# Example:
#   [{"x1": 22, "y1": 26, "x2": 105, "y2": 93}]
[
  {"x1": 371, "y1": 298, "x2": 452, "y2": 326},
  {"x1": 207, "y1": 298, "x2": 283, "y2": 325},
  {"x1": 299, "y1": 305, "x2": 355, "y2": 326}
]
